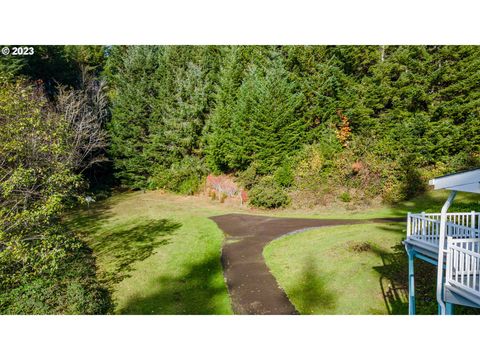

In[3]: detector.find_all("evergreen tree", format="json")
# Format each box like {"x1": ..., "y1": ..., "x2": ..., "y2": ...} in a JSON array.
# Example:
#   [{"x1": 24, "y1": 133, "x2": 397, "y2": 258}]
[
  {"x1": 145, "y1": 46, "x2": 221, "y2": 167},
  {"x1": 102, "y1": 45, "x2": 480, "y2": 199},
  {"x1": 148, "y1": 61, "x2": 209, "y2": 164},
  {"x1": 246, "y1": 60, "x2": 305, "y2": 173},
  {"x1": 223, "y1": 56, "x2": 304, "y2": 173},
  {"x1": 204, "y1": 46, "x2": 247, "y2": 172},
  {"x1": 106, "y1": 45, "x2": 164, "y2": 188},
  {"x1": 428, "y1": 46, "x2": 480, "y2": 164},
  {"x1": 357, "y1": 46, "x2": 435, "y2": 162},
  {"x1": 0, "y1": 52, "x2": 26, "y2": 78}
]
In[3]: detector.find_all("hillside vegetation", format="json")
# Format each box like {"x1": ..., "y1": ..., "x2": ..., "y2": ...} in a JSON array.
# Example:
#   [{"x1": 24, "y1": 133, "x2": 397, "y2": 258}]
[{"x1": 105, "y1": 46, "x2": 480, "y2": 207}]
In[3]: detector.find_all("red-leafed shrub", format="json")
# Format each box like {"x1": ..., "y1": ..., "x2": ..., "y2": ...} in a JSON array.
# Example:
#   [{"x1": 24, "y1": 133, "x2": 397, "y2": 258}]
[
  {"x1": 240, "y1": 190, "x2": 248, "y2": 204},
  {"x1": 205, "y1": 174, "x2": 247, "y2": 204},
  {"x1": 206, "y1": 174, "x2": 239, "y2": 196}
]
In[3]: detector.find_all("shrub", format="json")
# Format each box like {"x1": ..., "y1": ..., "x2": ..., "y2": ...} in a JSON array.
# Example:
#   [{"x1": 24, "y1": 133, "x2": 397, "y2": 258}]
[
  {"x1": 238, "y1": 162, "x2": 261, "y2": 190},
  {"x1": 0, "y1": 277, "x2": 112, "y2": 315},
  {"x1": 0, "y1": 276, "x2": 112, "y2": 315},
  {"x1": 340, "y1": 192, "x2": 351, "y2": 203},
  {"x1": 205, "y1": 174, "x2": 239, "y2": 197},
  {"x1": 287, "y1": 141, "x2": 341, "y2": 208},
  {"x1": 274, "y1": 161, "x2": 294, "y2": 188},
  {"x1": 351, "y1": 161, "x2": 363, "y2": 174},
  {"x1": 177, "y1": 176, "x2": 201, "y2": 195},
  {"x1": 328, "y1": 135, "x2": 400, "y2": 203},
  {"x1": 380, "y1": 154, "x2": 429, "y2": 204},
  {"x1": 148, "y1": 156, "x2": 207, "y2": 195},
  {"x1": 249, "y1": 176, "x2": 290, "y2": 209},
  {"x1": 0, "y1": 226, "x2": 113, "y2": 315},
  {"x1": 0, "y1": 78, "x2": 112, "y2": 314},
  {"x1": 293, "y1": 142, "x2": 340, "y2": 191},
  {"x1": 240, "y1": 190, "x2": 248, "y2": 205}
]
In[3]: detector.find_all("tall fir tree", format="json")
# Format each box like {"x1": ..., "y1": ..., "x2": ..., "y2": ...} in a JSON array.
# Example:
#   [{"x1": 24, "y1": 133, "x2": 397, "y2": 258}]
[
  {"x1": 428, "y1": 45, "x2": 480, "y2": 164},
  {"x1": 106, "y1": 45, "x2": 164, "y2": 188},
  {"x1": 208, "y1": 53, "x2": 304, "y2": 173}
]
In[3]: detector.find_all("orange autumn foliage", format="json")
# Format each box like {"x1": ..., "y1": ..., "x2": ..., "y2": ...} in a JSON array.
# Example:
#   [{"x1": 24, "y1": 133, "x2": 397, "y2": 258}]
[{"x1": 336, "y1": 110, "x2": 351, "y2": 147}]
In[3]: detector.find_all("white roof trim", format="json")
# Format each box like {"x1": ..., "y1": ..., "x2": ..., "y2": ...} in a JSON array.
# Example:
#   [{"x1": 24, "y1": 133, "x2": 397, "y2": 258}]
[{"x1": 429, "y1": 168, "x2": 480, "y2": 194}]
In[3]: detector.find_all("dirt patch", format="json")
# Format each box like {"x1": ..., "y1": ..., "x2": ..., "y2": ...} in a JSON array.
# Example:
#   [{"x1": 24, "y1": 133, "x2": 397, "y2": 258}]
[
  {"x1": 348, "y1": 241, "x2": 372, "y2": 253},
  {"x1": 210, "y1": 214, "x2": 404, "y2": 315}
]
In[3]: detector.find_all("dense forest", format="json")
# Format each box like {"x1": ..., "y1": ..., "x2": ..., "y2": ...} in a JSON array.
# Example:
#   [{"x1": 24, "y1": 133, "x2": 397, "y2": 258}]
[
  {"x1": 104, "y1": 45, "x2": 480, "y2": 206},
  {"x1": 1, "y1": 45, "x2": 479, "y2": 313}
]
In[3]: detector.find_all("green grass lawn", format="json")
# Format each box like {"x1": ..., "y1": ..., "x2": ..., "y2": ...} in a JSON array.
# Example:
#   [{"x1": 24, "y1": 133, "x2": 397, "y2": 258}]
[
  {"x1": 65, "y1": 191, "x2": 234, "y2": 314},
  {"x1": 264, "y1": 222, "x2": 410, "y2": 314},
  {"x1": 264, "y1": 221, "x2": 480, "y2": 315},
  {"x1": 65, "y1": 189, "x2": 480, "y2": 315}
]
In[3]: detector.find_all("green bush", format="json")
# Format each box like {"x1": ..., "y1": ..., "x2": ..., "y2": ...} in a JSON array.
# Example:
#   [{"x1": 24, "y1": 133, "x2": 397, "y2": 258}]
[
  {"x1": 148, "y1": 156, "x2": 207, "y2": 195},
  {"x1": 293, "y1": 141, "x2": 340, "y2": 191},
  {"x1": 0, "y1": 78, "x2": 112, "y2": 314},
  {"x1": 274, "y1": 161, "x2": 294, "y2": 188},
  {"x1": 0, "y1": 226, "x2": 113, "y2": 315},
  {"x1": 238, "y1": 162, "x2": 262, "y2": 190},
  {"x1": 249, "y1": 176, "x2": 290, "y2": 209},
  {"x1": 0, "y1": 276, "x2": 112, "y2": 315},
  {"x1": 340, "y1": 192, "x2": 352, "y2": 203},
  {"x1": 177, "y1": 176, "x2": 201, "y2": 195},
  {"x1": 382, "y1": 154, "x2": 429, "y2": 204}
]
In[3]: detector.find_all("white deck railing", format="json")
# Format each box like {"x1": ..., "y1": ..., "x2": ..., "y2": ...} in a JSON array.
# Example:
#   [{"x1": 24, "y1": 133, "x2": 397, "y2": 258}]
[
  {"x1": 406, "y1": 212, "x2": 480, "y2": 251},
  {"x1": 446, "y1": 238, "x2": 480, "y2": 299},
  {"x1": 406, "y1": 212, "x2": 480, "y2": 306}
]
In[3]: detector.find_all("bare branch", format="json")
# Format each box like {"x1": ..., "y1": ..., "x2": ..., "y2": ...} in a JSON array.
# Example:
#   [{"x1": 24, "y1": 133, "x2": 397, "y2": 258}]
[{"x1": 55, "y1": 70, "x2": 109, "y2": 173}]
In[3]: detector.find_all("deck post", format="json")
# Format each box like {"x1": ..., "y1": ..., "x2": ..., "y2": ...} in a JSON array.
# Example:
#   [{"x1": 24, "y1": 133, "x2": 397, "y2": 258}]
[
  {"x1": 421, "y1": 211, "x2": 426, "y2": 241},
  {"x1": 445, "y1": 302, "x2": 455, "y2": 315},
  {"x1": 407, "y1": 212, "x2": 411, "y2": 237},
  {"x1": 438, "y1": 281, "x2": 445, "y2": 315},
  {"x1": 406, "y1": 245, "x2": 416, "y2": 315},
  {"x1": 436, "y1": 191, "x2": 457, "y2": 315}
]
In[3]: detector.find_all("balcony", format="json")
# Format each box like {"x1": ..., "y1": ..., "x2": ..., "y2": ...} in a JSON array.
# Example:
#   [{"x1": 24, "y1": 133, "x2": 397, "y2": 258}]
[{"x1": 405, "y1": 212, "x2": 480, "y2": 258}]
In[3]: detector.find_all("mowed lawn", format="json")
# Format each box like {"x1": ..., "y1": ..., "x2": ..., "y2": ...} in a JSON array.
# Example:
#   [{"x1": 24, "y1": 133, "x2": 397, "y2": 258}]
[
  {"x1": 264, "y1": 222, "x2": 409, "y2": 315},
  {"x1": 262, "y1": 190, "x2": 480, "y2": 315},
  {"x1": 66, "y1": 189, "x2": 480, "y2": 315},
  {"x1": 264, "y1": 222, "x2": 480, "y2": 315},
  {"x1": 66, "y1": 191, "x2": 234, "y2": 314}
]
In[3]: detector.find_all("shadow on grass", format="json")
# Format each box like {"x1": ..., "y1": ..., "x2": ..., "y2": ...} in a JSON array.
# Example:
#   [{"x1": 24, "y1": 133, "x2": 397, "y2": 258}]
[
  {"x1": 62, "y1": 194, "x2": 182, "y2": 287},
  {"x1": 368, "y1": 221, "x2": 441, "y2": 315},
  {"x1": 369, "y1": 242, "x2": 409, "y2": 315},
  {"x1": 93, "y1": 218, "x2": 182, "y2": 286},
  {"x1": 63, "y1": 193, "x2": 131, "y2": 235},
  {"x1": 118, "y1": 252, "x2": 230, "y2": 314},
  {"x1": 287, "y1": 257, "x2": 336, "y2": 314},
  {"x1": 369, "y1": 222, "x2": 480, "y2": 315}
]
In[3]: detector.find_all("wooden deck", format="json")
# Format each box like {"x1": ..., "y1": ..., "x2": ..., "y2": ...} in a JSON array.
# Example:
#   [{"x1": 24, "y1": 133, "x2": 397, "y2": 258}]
[{"x1": 404, "y1": 212, "x2": 480, "y2": 310}]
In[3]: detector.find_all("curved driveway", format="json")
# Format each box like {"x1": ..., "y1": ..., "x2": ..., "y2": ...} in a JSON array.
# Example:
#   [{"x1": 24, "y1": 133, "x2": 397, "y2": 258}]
[{"x1": 210, "y1": 213, "x2": 404, "y2": 315}]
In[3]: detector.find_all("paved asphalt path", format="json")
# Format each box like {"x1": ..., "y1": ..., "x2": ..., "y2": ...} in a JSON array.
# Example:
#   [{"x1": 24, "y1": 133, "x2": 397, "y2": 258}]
[{"x1": 210, "y1": 214, "x2": 404, "y2": 315}]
